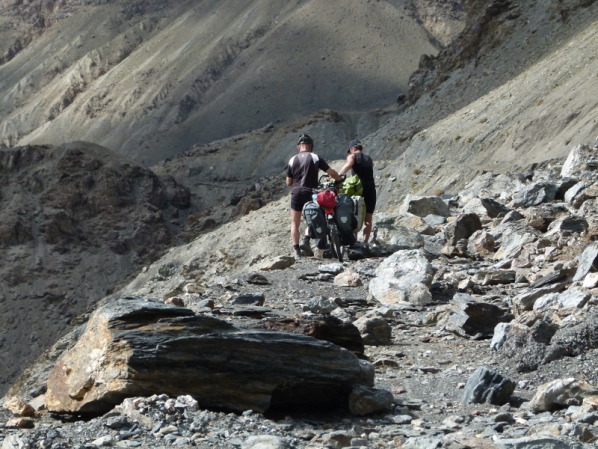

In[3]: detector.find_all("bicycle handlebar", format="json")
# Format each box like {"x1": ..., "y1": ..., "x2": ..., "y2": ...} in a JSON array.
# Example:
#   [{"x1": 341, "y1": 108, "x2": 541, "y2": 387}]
[{"x1": 318, "y1": 173, "x2": 347, "y2": 183}]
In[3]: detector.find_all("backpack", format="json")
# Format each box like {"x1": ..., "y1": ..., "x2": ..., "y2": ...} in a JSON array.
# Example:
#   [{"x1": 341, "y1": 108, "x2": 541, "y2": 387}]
[
  {"x1": 303, "y1": 201, "x2": 329, "y2": 249},
  {"x1": 339, "y1": 175, "x2": 363, "y2": 197},
  {"x1": 335, "y1": 194, "x2": 357, "y2": 245}
]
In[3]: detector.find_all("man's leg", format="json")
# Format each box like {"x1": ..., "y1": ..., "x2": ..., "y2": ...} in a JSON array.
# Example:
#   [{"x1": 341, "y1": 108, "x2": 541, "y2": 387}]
[
  {"x1": 363, "y1": 213, "x2": 373, "y2": 243},
  {"x1": 290, "y1": 209, "x2": 302, "y2": 245}
]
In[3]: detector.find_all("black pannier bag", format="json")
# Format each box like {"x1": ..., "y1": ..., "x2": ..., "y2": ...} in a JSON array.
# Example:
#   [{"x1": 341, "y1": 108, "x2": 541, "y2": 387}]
[
  {"x1": 303, "y1": 201, "x2": 329, "y2": 249},
  {"x1": 334, "y1": 193, "x2": 357, "y2": 246}
]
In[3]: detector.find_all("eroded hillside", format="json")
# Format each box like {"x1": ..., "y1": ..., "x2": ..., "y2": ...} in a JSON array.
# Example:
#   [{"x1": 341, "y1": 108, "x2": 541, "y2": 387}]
[
  {"x1": 0, "y1": 142, "x2": 191, "y2": 394},
  {"x1": 0, "y1": 0, "x2": 464, "y2": 164},
  {"x1": 367, "y1": 0, "x2": 598, "y2": 209},
  {"x1": 2, "y1": 0, "x2": 598, "y2": 407}
]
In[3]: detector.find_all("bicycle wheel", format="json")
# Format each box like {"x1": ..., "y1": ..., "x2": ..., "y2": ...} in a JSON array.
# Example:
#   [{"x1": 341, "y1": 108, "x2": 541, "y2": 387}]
[{"x1": 329, "y1": 223, "x2": 343, "y2": 262}]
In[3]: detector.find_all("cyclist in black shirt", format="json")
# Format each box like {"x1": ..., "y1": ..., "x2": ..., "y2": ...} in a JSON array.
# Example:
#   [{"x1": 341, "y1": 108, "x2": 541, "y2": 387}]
[
  {"x1": 339, "y1": 139, "x2": 376, "y2": 243},
  {"x1": 286, "y1": 134, "x2": 341, "y2": 257}
]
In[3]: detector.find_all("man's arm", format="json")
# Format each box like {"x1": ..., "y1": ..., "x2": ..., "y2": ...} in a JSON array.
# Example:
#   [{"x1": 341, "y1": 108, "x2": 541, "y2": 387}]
[
  {"x1": 326, "y1": 168, "x2": 341, "y2": 182},
  {"x1": 339, "y1": 154, "x2": 355, "y2": 175},
  {"x1": 286, "y1": 176, "x2": 293, "y2": 187}
]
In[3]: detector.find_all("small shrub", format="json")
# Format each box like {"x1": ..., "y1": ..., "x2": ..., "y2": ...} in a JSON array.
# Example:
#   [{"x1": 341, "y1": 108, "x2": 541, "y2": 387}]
[
  {"x1": 412, "y1": 168, "x2": 422, "y2": 175},
  {"x1": 433, "y1": 188, "x2": 444, "y2": 196},
  {"x1": 454, "y1": 135, "x2": 462, "y2": 141},
  {"x1": 479, "y1": 117, "x2": 488, "y2": 123},
  {"x1": 537, "y1": 99, "x2": 544, "y2": 106},
  {"x1": 466, "y1": 137, "x2": 474, "y2": 143}
]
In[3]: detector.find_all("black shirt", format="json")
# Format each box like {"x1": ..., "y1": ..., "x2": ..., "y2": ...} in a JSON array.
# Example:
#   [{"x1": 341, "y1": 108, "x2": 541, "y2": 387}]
[
  {"x1": 287, "y1": 152, "x2": 331, "y2": 195},
  {"x1": 352, "y1": 152, "x2": 375, "y2": 188}
]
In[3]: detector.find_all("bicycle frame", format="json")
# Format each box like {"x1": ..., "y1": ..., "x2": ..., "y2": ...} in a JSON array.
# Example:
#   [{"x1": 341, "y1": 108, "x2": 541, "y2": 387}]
[{"x1": 310, "y1": 175, "x2": 345, "y2": 262}]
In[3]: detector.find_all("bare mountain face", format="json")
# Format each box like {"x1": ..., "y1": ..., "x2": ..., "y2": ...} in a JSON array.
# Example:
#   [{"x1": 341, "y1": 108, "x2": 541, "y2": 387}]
[
  {"x1": 366, "y1": 0, "x2": 598, "y2": 208},
  {"x1": 0, "y1": 141, "x2": 192, "y2": 394},
  {"x1": 0, "y1": 0, "x2": 464, "y2": 164}
]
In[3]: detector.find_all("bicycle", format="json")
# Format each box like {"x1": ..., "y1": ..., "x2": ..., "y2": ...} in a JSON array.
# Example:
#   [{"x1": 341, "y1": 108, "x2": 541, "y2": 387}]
[{"x1": 312, "y1": 174, "x2": 346, "y2": 262}]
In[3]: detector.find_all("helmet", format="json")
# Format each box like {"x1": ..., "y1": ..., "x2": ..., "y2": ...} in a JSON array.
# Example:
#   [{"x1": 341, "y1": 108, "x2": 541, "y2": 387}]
[{"x1": 297, "y1": 134, "x2": 314, "y2": 146}]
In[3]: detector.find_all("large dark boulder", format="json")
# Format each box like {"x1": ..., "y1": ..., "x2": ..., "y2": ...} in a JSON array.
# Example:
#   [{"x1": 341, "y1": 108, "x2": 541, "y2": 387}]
[
  {"x1": 45, "y1": 297, "x2": 374, "y2": 414},
  {"x1": 445, "y1": 293, "x2": 512, "y2": 337},
  {"x1": 462, "y1": 367, "x2": 515, "y2": 405}
]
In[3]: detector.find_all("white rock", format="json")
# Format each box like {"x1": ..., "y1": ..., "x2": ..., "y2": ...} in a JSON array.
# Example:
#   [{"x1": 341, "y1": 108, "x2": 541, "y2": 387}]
[
  {"x1": 333, "y1": 271, "x2": 362, "y2": 287},
  {"x1": 558, "y1": 287, "x2": 591, "y2": 309},
  {"x1": 1, "y1": 435, "x2": 25, "y2": 449},
  {"x1": 532, "y1": 292, "x2": 561, "y2": 310},
  {"x1": 582, "y1": 272, "x2": 598, "y2": 289},
  {"x1": 242, "y1": 435, "x2": 287, "y2": 449},
  {"x1": 91, "y1": 435, "x2": 114, "y2": 447},
  {"x1": 561, "y1": 144, "x2": 592, "y2": 177},
  {"x1": 528, "y1": 378, "x2": 581, "y2": 412},
  {"x1": 369, "y1": 249, "x2": 435, "y2": 306}
]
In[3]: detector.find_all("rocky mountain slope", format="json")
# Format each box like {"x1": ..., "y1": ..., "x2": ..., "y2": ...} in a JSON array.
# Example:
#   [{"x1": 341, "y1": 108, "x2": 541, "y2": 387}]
[
  {"x1": 0, "y1": 141, "x2": 192, "y2": 395},
  {"x1": 5, "y1": 142, "x2": 598, "y2": 448},
  {"x1": 0, "y1": 0, "x2": 468, "y2": 397},
  {"x1": 0, "y1": 0, "x2": 461, "y2": 164},
  {"x1": 367, "y1": 0, "x2": 598, "y2": 203},
  {"x1": 2, "y1": 0, "x2": 598, "y2": 447}
]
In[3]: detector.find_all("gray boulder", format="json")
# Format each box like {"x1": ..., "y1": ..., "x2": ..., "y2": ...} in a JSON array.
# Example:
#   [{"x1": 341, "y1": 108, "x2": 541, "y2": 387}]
[
  {"x1": 369, "y1": 249, "x2": 436, "y2": 306},
  {"x1": 564, "y1": 181, "x2": 586, "y2": 205},
  {"x1": 348, "y1": 385, "x2": 394, "y2": 416},
  {"x1": 445, "y1": 213, "x2": 482, "y2": 246},
  {"x1": 570, "y1": 184, "x2": 598, "y2": 209},
  {"x1": 232, "y1": 293, "x2": 265, "y2": 306},
  {"x1": 400, "y1": 437, "x2": 444, "y2": 449},
  {"x1": 444, "y1": 293, "x2": 512, "y2": 337},
  {"x1": 573, "y1": 242, "x2": 598, "y2": 281},
  {"x1": 529, "y1": 378, "x2": 598, "y2": 412},
  {"x1": 500, "y1": 210, "x2": 525, "y2": 224},
  {"x1": 303, "y1": 296, "x2": 338, "y2": 314},
  {"x1": 500, "y1": 311, "x2": 598, "y2": 373},
  {"x1": 491, "y1": 322, "x2": 530, "y2": 351},
  {"x1": 532, "y1": 292, "x2": 563, "y2": 310},
  {"x1": 545, "y1": 216, "x2": 588, "y2": 236},
  {"x1": 512, "y1": 182, "x2": 558, "y2": 208},
  {"x1": 492, "y1": 222, "x2": 540, "y2": 260},
  {"x1": 392, "y1": 212, "x2": 436, "y2": 235},
  {"x1": 461, "y1": 367, "x2": 515, "y2": 405},
  {"x1": 463, "y1": 197, "x2": 511, "y2": 218},
  {"x1": 512, "y1": 284, "x2": 568, "y2": 315},
  {"x1": 458, "y1": 172, "x2": 527, "y2": 203},
  {"x1": 555, "y1": 177, "x2": 580, "y2": 200},
  {"x1": 400, "y1": 195, "x2": 451, "y2": 217},
  {"x1": 495, "y1": 436, "x2": 584, "y2": 449},
  {"x1": 353, "y1": 316, "x2": 392, "y2": 346},
  {"x1": 372, "y1": 224, "x2": 425, "y2": 253},
  {"x1": 423, "y1": 214, "x2": 446, "y2": 226},
  {"x1": 532, "y1": 287, "x2": 591, "y2": 311},
  {"x1": 561, "y1": 144, "x2": 593, "y2": 177},
  {"x1": 242, "y1": 436, "x2": 288, "y2": 449}
]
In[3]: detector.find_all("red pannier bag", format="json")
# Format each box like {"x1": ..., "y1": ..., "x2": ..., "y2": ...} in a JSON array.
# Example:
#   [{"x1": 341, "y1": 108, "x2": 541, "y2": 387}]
[{"x1": 316, "y1": 190, "x2": 337, "y2": 210}]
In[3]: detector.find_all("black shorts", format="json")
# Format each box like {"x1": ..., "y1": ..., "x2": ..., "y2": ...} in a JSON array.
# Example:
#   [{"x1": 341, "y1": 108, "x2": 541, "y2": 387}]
[
  {"x1": 291, "y1": 191, "x2": 313, "y2": 212},
  {"x1": 363, "y1": 187, "x2": 376, "y2": 214}
]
